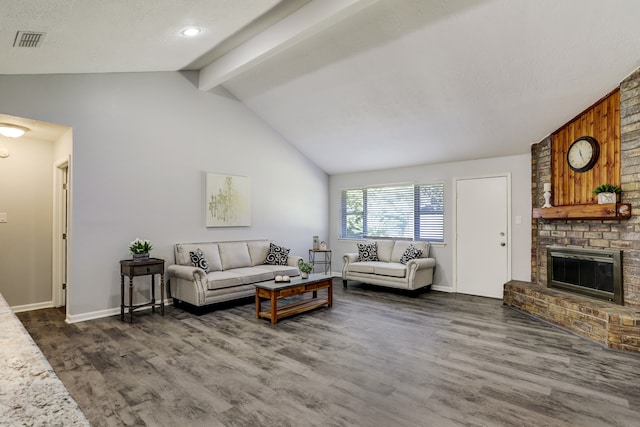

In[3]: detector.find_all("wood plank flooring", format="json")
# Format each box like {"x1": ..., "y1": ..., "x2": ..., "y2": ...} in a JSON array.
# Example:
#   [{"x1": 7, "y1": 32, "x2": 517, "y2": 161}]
[{"x1": 17, "y1": 280, "x2": 640, "y2": 427}]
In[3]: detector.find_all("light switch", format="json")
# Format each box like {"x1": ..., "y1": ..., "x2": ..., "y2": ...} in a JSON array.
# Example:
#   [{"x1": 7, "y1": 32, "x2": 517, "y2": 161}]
[
  {"x1": 515, "y1": 215, "x2": 522, "y2": 225},
  {"x1": 0, "y1": 213, "x2": 6, "y2": 223}
]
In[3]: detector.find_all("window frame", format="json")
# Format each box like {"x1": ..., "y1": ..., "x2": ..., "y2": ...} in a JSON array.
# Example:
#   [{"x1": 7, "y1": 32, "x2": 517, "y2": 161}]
[{"x1": 340, "y1": 182, "x2": 444, "y2": 243}]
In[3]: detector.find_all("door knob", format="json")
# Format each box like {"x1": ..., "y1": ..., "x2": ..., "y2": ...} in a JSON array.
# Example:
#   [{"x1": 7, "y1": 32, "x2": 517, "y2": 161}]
[{"x1": 500, "y1": 242, "x2": 506, "y2": 246}]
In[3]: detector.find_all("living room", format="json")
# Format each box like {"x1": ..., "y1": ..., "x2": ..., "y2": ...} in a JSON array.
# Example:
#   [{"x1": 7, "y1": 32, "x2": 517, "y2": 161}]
[
  {"x1": 0, "y1": 0, "x2": 554, "y2": 322},
  {"x1": 2, "y1": 1, "x2": 640, "y2": 425}
]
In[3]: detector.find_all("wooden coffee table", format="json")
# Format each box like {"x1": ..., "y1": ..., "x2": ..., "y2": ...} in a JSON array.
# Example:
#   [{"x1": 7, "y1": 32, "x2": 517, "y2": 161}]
[{"x1": 255, "y1": 274, "x2": 333, "y2": 324}]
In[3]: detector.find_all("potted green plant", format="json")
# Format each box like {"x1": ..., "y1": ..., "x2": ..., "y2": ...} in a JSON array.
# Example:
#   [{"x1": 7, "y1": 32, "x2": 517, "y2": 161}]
[
  {"x1": 129, "y1": 238, "x2": 152, "y2": 261},
  {"x1": 593, "y1": 184, "x2": 621, "y2": 204},
  {"x1": 298, "y1": 260, "x2": 314, "y2": 279}
]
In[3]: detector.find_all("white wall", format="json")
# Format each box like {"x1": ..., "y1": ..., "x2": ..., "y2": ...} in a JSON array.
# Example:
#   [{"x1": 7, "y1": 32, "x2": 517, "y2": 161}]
[
  {"x1": 0, "y1": 72, "x2": 329, "y2": 321},
  {"x1": 0, "y1": 135, "x2": 53, "y2": 306},
  {"x1": 329, "y1": 154, "x2": 532, "y2": 291}
]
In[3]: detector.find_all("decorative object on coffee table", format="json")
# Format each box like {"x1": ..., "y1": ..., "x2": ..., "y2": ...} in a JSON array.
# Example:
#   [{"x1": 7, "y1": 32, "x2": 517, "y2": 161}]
[
  {"x1": 298, "y1": 260, "x2": 314, "y2": 279},
  {"x1": 594, "y1": 183, "x2": 621, "y2": 204},
  {"x1": 129, "y1": 238, "x2": 152, "y2": 261}
]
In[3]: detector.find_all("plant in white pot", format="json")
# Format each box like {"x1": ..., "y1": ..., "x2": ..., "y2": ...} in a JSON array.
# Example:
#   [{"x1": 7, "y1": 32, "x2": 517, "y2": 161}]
[
  {"x1": 298, "y1": 260, "x2": 314, "y2": 279},
  {"x1": 593, "y1": 184, "x2": 621, "y2": 205},
  {"x1": 129, "y1": 238, "x2": 153, "y2": 261}
]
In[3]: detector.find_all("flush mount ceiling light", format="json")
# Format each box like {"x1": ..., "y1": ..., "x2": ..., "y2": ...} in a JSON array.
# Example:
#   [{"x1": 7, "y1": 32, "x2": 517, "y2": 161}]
[
  {"x1": 181, "y1": 27, "x2": 201, "y2": 37},
  {"x1": 0, "y1": 124, "x2": 29, "y2": 138}
]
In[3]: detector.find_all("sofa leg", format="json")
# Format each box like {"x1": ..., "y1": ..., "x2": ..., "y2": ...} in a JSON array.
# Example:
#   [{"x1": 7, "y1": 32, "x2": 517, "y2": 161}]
[
  {"x1": 343, "y1": 279, "x2": 348, "y2": 288},
  {"x1": 409, "y1": 285, "x2": 431, "y2": 297},
  {"x1": 408, "y1": 289, "x2": 420, "y2": 298}
]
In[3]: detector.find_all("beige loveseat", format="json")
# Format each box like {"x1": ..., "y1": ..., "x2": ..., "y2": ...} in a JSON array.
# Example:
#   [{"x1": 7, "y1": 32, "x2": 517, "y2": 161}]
[
  {"x1": 342, "y1": 240, "x2": 435, "y2": 291},
  {"x1": 167, "y1": 240, "x2": 302, "y2": 309}
]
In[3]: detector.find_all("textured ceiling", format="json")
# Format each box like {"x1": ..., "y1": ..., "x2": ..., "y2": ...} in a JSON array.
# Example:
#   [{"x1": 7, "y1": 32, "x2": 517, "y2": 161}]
[
  {"x1": 1, "y1": 0, "x2": 285, "y2": 74},
  {"x1": 3, "y1": 0, "x2": 640, "y2": 174}
]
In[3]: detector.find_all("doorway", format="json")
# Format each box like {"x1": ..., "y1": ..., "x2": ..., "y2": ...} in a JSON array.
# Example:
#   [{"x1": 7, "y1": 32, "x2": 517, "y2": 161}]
[
  {"x1": 455, "y1": 175, "x2": 511, "y2": 298},
  {"x1": 53, "y1": 160, "x2": 69, "y2": 309}
]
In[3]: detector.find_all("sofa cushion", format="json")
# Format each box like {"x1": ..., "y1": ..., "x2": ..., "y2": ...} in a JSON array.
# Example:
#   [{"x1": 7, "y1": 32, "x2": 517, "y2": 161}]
[
  {"x1": 400, "y1": 245, "x2": 423, "y2": 265},
  {"x1": 391, "y1": 241, "x2": 429, "y2": 262},
  {"x1": 198, "y1": 245, "x2": 223, "y2": 271},
  {"x1": 205, "y1": 271, "x2": 245, "y2": 290},
  {"x1": 247, "y1": 240, "x2": 271, "y2": 266},
  {"x1": 348, "y1": 261, "x2": 406, "y2": 278},
  {"x1": 348, "y1": 261, "x2": 377, "y2": 274},
  {"x1": 417, "y1": 241, "x2": 430, "y2": 258},
  {"x1": 258, "y1": 264, "x2": 300, "y2": 277},
  {"x1": 189, "y1": 249, "x2": 210, "y2": 273},
  {"x1": 375, "y1": 240, "x2": 394, "y2": 262},
  {"x1": 373, "y1": 262, "x2": 406, "y2": 278},
  {"x1": 357, "y1": 242, "x2": 379, "y2": 261},
  {"x1": 175, "y1": 243, "x2": 222, "y2": 271},
  {"x1": 264, "y1": 243, "x2": 290, "y2": 265},
  {"x1": 218, "y1": 242, "x2": 252, "y2": 270},
  {"x1": 229, "y1": 267, "x2": 275, "y2": 284}
]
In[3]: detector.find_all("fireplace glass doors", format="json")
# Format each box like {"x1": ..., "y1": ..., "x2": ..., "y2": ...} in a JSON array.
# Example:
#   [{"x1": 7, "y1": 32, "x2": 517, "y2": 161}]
[{"x1": 547, "y1": 246, "x2": 623, "y2": 305}]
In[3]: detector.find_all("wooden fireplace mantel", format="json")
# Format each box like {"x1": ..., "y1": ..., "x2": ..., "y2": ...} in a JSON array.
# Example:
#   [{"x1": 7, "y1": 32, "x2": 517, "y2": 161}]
[{"x1": 532, "y1": 203, "x2": 631, "y2": 220}]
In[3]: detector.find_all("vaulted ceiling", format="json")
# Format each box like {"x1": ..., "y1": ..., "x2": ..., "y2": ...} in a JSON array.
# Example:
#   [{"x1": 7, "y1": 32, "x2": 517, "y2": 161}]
[{"x1": 4, "y1": 0, "x2": 640, "y2": 174}]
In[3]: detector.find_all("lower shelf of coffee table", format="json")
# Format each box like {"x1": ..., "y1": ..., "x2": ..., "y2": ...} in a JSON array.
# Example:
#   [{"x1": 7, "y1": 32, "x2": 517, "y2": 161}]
[{"x1": 258, "y1": 298, "x2": 329, "y2": 322}]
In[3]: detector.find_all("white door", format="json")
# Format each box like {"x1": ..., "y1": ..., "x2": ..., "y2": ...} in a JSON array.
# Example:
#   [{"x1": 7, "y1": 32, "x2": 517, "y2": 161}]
[{"x1": 455, "y1": 175, "x2": 510, "y2": 298}]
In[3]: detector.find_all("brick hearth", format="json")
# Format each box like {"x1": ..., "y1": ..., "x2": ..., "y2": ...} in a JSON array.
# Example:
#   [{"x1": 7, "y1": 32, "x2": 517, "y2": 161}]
[{"x1": 504, "y1": 280, "x2": 640, "y2": 352}]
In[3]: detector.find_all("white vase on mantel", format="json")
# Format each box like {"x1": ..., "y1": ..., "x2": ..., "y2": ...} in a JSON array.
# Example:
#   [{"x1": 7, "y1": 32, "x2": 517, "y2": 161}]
[{"x1": 597, "y1": 192, "x2": 619, "y2": 204}]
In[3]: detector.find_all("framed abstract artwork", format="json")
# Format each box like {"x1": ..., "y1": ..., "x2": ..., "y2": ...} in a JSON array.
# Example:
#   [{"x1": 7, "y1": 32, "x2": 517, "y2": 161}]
[{"x1": 205, "y1": 173, "x2": 251, "y2": 227}]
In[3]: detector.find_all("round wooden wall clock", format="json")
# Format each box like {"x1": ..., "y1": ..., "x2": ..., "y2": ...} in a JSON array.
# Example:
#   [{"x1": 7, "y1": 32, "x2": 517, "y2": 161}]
[{"x1": 567, "y1": 136, "x2": 599, "y2": 172}]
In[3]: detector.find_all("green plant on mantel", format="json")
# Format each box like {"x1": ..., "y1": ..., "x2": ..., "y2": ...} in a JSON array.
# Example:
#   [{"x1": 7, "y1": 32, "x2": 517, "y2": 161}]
[{"x1": 593, "y1": 184, "x2": 622, "y2": 194}]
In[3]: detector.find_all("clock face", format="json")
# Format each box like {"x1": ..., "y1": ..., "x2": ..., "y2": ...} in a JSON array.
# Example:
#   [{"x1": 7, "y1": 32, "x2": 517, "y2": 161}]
[{"x1": 567, "y1": 136, "x2": 599, "y2": 172}]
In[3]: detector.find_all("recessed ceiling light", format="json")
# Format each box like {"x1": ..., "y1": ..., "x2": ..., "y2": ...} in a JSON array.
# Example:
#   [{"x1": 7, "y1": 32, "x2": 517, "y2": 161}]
[{"x1": 181, "y1": 27, "x2": 201, "y2": 37}]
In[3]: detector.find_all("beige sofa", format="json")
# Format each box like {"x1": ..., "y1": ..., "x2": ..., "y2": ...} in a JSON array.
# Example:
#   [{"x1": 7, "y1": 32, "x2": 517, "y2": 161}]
[
  {"x1": 167, "y1": 240, "x2": 302, "y2": 309},
  {"x1": 342, "y1": 240, "x2": 435, "y2": 291}
]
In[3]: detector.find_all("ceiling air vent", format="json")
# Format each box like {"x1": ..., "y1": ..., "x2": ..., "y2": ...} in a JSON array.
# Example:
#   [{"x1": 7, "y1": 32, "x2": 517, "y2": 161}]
[{"x1": 13, "y1": 31, "x2": 46, "y2": 48}]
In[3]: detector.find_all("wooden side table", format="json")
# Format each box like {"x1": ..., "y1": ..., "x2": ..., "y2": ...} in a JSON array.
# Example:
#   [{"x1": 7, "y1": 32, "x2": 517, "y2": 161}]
[
  {"x1": 309, "y1": 249, "x2": 332, "y2": 275},
  {"x1": 119, "y1": 258, "x2": 165, "y2": 323}
]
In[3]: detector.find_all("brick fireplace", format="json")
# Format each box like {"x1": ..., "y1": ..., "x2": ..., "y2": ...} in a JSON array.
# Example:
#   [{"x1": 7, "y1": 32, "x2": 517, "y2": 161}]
[{"x1": 504, "y1": 68, "x2": 640, "y2": 352}]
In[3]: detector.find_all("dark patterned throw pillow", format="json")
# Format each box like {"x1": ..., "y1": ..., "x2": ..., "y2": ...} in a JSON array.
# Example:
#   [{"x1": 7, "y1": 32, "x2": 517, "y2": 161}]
[
  {"x1": 264, "y1": 243, "x2": 290, "y2": 265},
  {"x1": 400, "y1": 245, "x2": 423, "y2": 265},
  {"x1": 357, "y1": 242, "x2": 379, "y2": 262},
  {"x1": 189, "y1": 248, "x2": 210, "y2": 273}
]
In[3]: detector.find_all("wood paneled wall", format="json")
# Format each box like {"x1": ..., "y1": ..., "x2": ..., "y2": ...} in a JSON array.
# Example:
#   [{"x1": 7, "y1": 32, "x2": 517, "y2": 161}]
[{"x1": 551, "y1": 89, "x2": 620, "y2": 206}]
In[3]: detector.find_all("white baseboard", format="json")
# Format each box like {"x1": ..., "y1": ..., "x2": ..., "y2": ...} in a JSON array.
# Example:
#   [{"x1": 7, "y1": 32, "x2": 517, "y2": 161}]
[
  {"x1": 66, "y1": 307, "x2": 120, "y2": 324},
  {"x1": 66, "y1": 298, "x2": 174, "y2": 324},
  {"x1": 11, "y1": 301, "x2": 54, "y2": 313}
]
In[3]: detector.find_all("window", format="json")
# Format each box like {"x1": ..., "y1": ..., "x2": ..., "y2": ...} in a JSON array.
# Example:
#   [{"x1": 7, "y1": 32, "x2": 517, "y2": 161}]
[{"x1": 340, "y1": 183, "x2": 444, "y2": 242}]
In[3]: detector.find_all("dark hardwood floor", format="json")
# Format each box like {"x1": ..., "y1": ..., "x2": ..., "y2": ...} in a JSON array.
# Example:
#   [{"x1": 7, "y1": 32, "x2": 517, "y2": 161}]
[{"x1": 17, "y1": 280, "x2": 640, "y2": 427}]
